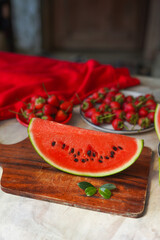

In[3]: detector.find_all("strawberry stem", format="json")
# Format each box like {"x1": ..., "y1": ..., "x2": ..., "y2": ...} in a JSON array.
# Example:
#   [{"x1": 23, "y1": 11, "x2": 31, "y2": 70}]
[
  {"x1": 42, "y1": 83, "x2": 49, "y2": 97},
  {"x1": 9, "y1": 110, "x2": 23, "y2": 116}
]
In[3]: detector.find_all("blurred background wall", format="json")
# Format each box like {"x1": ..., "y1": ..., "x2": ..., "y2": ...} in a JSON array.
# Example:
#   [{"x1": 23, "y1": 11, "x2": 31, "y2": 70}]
[{"x1": 0, "y1": 0, "x2": 160, "y2": 77}]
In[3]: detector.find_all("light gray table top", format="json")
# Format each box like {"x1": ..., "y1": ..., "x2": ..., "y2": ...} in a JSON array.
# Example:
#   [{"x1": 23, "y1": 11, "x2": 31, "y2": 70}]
[{"x1": 0, "y1": 76, "x2": 160, "y2": 240}]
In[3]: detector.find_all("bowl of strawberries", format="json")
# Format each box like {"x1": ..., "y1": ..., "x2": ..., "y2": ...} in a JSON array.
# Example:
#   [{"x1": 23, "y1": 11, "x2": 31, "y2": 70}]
[
  {"x1": 80, "y1": 86, "x2": 157, "y2": 134},
  {"x1": 16, "y1": 93, "x2": 73, "y2": 127}
]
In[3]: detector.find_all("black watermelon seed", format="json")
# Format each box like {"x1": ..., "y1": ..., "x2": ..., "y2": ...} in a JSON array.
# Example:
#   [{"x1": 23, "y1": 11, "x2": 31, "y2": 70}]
[
  {"x1": 91, "y1": 158, "x2": 94, "y2": 161},
  {"x1": 81, "y1": 159, "x2": 85, "y2": 163},
  {"x1": 87, "y1": 150, "x2": 91, "y2": 156},
  {"x1": 74, "y1": 158, "x2": 78, "y2": 162},
  {"x1": 92, "y1": 152, "x2": 96, "y2": 157},
  {"x1": 113, "y1": 146, "x2": 117, "y2": 151},
  {"x1": 86, "y1": 158, "x2": 89, "y2": 161},
  {"x1": 110, "y1": 154, "x2": 114, "y2": 158},
  {"x1": 77, "y1": 151, "x2": 80, "y2": 156},
  {"x1": 105, "y1": 156, "x2": 109, "y2": 159},
  {"x1": 51, "y1": 141, "x2": 56, "y2": 146},
  {"x1": 100, "y1": 155, "x2": 103, "y2": 159},
  {"x1": 62, "y1": 144, "x2": 65, "y2": 149},
  {"x1": 98, "y1": 159, "x2": 103, "y2": 163},
  {"x1": 118, "y1": 146, "x2": 123, "y2": 150},
  {"x1": 74, "y1": 154, "x2": 77, "y2": 158},
  {"x1": 70, "y1": 148, "x2": 74, "y2": 153}
]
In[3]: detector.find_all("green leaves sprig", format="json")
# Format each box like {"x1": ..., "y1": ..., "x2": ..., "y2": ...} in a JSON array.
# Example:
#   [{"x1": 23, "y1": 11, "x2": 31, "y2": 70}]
[{"x1": 78, "y1": 181, "x2": 116, "y2": 199}]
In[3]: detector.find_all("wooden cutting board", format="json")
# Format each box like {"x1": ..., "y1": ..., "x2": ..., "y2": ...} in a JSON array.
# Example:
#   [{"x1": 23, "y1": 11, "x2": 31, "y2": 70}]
[{"x1": 0, "y1": 138, "x2": 152, "y2": 218}]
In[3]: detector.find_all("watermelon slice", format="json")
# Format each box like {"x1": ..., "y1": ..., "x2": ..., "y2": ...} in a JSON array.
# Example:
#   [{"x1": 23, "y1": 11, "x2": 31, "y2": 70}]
[
  {"x1": 154, "y1": 104, "x2": 160, "y2": 184},
  {"x1": 28, "y1": 118, "x2": 143, "y2": 177},
  {"x1": 154, "y1": 104, "x2": 160, "y2": 141}
]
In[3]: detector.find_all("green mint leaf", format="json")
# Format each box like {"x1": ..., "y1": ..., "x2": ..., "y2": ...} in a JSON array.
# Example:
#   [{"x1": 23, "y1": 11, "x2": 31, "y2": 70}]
[
  {"x1": 85, "y1": 186, "x2": 97, "y2": 196},
  {"x1": 99, "y1": 187, "x2": 111, "y2": 199},
  {"x1": 99, "y1": 183, "x2": 116, "y2": 190},
  {"x1": 77, "y1": 181, "x2": 94, "y2": 190}
]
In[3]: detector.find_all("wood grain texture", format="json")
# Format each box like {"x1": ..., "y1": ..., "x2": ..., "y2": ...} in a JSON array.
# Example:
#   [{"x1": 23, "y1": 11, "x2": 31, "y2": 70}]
[{"x1": 0, "y1": 138, "x2": 152, "y2": 218}]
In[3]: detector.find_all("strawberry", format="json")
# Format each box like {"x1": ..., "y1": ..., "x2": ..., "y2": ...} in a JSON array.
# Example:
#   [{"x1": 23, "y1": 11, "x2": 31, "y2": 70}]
[
  {"x1": 98, "y1": 87, "x2": 109, "y2": 95},
  {"x1": 147, "y1": 111, "x2": 155, "y2": 123},
  {"x1": 145, "y1": 99, "x2": 156, "y2": 110},
  {"x1": 115, "y1": 92, "x2": 125, "y2": 104},
  {"x1": 91, "y1": 112, "x2": 103, "y2": 125},
  {"x1": 60, "y1": 101, "x2": 73, "y2": 113},
  {"x1": 92, "y1": 92, "x2": 104, "y2": 103},
  {"x1": 84, "y1": 107, "x2": 97, "y2": 118},
  {"x1": 112, "y1": 118, "x2": 124, "y2": 130},
  {"x1": 102, "y1": 112, "x2": 115, "y2": 124},
  {"x1": 138, "y1": 106, "x2": 148, "y2": 117},
  {"x1": 98, "y1": 103, "x2": 110, "y2": 113},
  {"x1": 81, "y1": 100, "x2": 93, "y2": 112},
  {"x1": 145, "y1": 93, "x2": 154, "y2": 100},
  {"x1": 138, "y1": 117, "x2": 151, "y2": 128},
  {"x1": 126, "y1": 112, "x2": 139, "y2": 125},
  {"x1": 55, "y1": 109, "x2": 68, "y2": 122},
  {"x1": 35, "y1": 97, "x2": 46, "y2": 109},
  {"x1": 28, "y1": 113, "x2": 36, "y2": 122},
  {"x1": 125, "y1": 95, "x2": 134, "y2": 103},
  {"x1": 41, "y1": 115, "x2": 54, "y2": 121},
  {"x1": 123, "y1": 103, "x2": 135, "y2": 113},
  {"x1": 114, "y1": 109, "x2": 125, "y2": 120},
  {"x1": 47, "y1": 94, "x2": 60, "y2": 107},
  {"x1": 43, "y1": 104, "x2": 58, "y2": 116},
  {"x1": 103, "y1": 95, "x2": 115, "y2": 105},
  {"x1": 110, "y1": 101, "x2": 121, "y2": 111}
]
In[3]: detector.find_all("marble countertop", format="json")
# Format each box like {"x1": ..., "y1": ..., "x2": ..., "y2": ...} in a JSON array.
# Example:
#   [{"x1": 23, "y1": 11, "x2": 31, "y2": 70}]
[{"x1": 0, "y1": 76, "x2": 160, "y2": 240}]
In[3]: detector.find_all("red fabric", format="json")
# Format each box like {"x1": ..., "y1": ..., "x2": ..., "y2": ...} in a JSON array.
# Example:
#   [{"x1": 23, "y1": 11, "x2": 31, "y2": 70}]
[{"x1": 0, "y1": 51, "x2": 140, "y2": 120}]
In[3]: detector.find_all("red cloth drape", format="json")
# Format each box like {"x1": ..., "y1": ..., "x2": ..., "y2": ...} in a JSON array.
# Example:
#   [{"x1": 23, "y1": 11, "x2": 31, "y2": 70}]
[{"x1": 0, "y1": 51, "x2": 140, "y2": 120}]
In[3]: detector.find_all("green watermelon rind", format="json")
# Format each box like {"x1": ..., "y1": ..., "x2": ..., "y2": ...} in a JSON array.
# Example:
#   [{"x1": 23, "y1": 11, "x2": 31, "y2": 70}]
[
  {"x1": 28, "y1": 119, "x2": 144, "y2": 177},
  {"x1": 154, "y1": 104, "x2": 160, "y2": 141}
]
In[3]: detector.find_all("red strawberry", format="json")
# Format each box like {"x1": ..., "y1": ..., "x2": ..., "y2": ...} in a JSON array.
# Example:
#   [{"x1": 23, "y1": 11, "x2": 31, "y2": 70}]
[
  {"x1": 91, "y1": 112, "x2": 103, "y2": 125},
  {"x1": 84, "y1": 107, "x2": 97, "y2": 118},
  {"x1": 41, "y1": 115, "x2": 54, "y2": 121},
  {"x1": 138, "y1": 106, "x2": 148, "y2": 117},
  {"x1": 147, "y1": 111, "x2": 155, "y2": 123},
  {"x1": 81, "y1": 100, "x2": 93, "y2": 112},
  {"x1": 30, "y1": 95, "x2": 39, "y2": 103},
  {"x1": 98, "y1": 103, "x2": 110, "y2": 113},
  {"x1": 110, "y1": 101, "x2": 121, "y2": 111},
  {"x1": 22, "y1": 108, "x2": 33, "y2": 118},
  {"x1": 60, "y1": 101, "x2": 73, "y2": 113},
  {"x1": 125, "y1": 95, "x2": 134, "y2": 103},
  {"x1": 107, "y1": 90, "x2": 117, "y2": 98},
  {"x1": 102, "y1": 111, "x2": 115, "y2": 124},
  {"x1": 145, "y1": 93, "x2": 154, "y2": 100},
  {"x1": 35, "y1": 97, "x2": 46, "y2": 109},
  {"x1": 114, "y1": 109, "x2": 125, "y2": 120},
  {"x1": 123, "y1": 103, "x2": 135, "y2": 113},
  {"x1": 126, "y1": 112, "x2": 139, "y2": 125},
  {"x1": 43, "y1": 104, "x2": 58, "y2": 116},
  {"x1": 103, "y1": 95, "x2": 115, "y2": 105},
  {"x1": 112, "y1": 118, "x2": 124, "y2": 130},
  {"x1": 55, "y1": 109, "x2": 68, "y2": 122},
  {"x1": 92, "y1": 92, "x2": 104, "y2": 103},
  {"x1": 35, "y1": 110, "x2": 43, "y2": 117},
  {"x1": 28, "y1": 113, "x2": 36, "y2": 121},
  {"x1": 98, "y1": 87, "x2": 109, "y2": 95},
  {"x1": 138, "y1": 117, "x2": 151, "y2": 128},
  {"x1": 115, "y1": 92, "x2": 125, "y2": 104},
  {"x1": 47, "y1": 94, "x2": 60, "y2": 107},
  {"x1": 145, "y1": 99, "x2": 156, "y2": 110}
]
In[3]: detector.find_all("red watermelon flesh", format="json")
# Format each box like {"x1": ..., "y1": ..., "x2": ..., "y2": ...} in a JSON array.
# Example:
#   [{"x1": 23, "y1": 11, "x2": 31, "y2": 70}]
[{"x1": 28, "y1": 118, "x2": 143, "y2": 177}]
